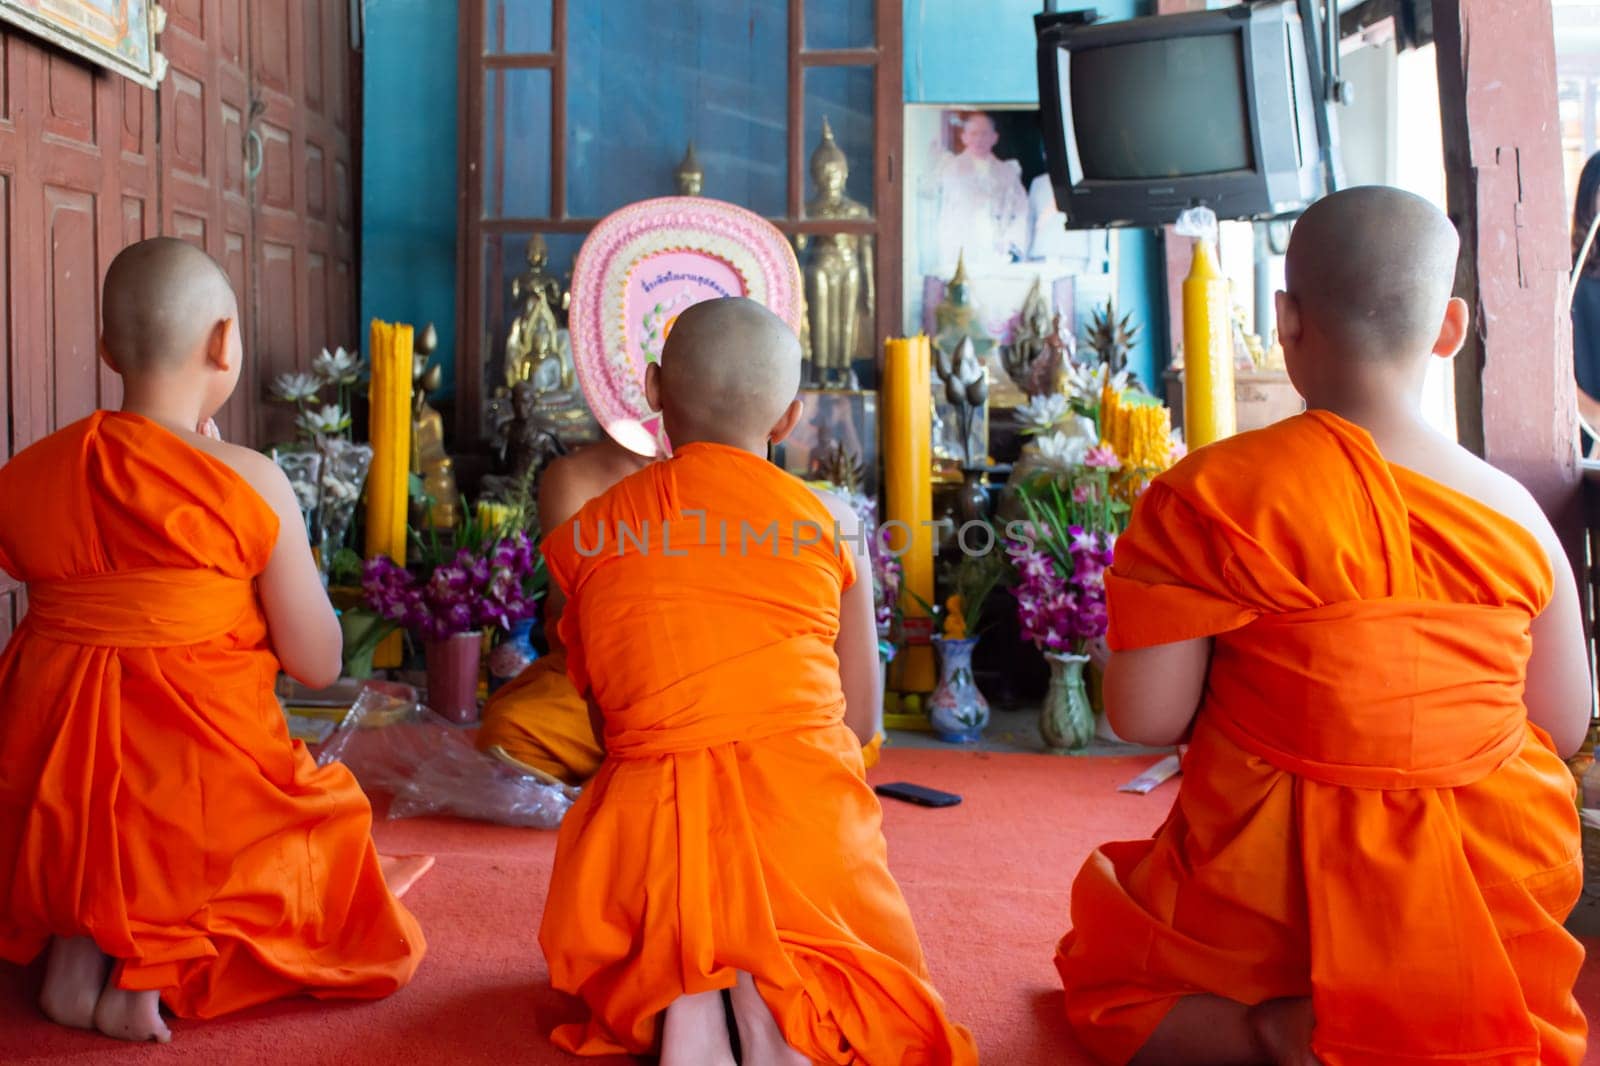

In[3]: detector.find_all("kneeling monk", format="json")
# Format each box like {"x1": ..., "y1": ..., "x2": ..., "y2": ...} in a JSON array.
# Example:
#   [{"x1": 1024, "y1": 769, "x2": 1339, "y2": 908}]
[
  {"x1": 476, "y1": 437, "x2": 651, "y2": 785},
  {"x1": 539, "y1": 298, "x2": 974, "y2": 1064},
  {"x1": 478, "y1": 436, "x2": 885, "y2": 785},
  {"x1": 1056, "y1": 187, "x2": 1590, "y2": 1065},
  {"x1": 0, "y1": 239, "x2": 425, "y2": 1043}
]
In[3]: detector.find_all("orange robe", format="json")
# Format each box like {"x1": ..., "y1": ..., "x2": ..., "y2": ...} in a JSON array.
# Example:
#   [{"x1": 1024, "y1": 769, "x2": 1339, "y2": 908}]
[
  {"x1": 476, "y1": 631, "x2": 605, "y2": 785},
  {"x1": 539, "y1": 442, "x2": 974, "y2": 1063},
  {"x1": 0, "y1": 411, "x2": 425, "y2": 1019},
  {"x1": 1056, "y1": 411, "x2": 1585, "y2": 1065}
]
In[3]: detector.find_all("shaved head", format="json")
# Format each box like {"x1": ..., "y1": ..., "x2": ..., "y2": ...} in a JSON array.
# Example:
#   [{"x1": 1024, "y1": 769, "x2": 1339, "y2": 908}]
[
  {"x1": 102, "y1": 237, "x2": 238, "y2": 371},
  {"x1": 1285, "y1": 186, "x2": 1459, "y2": 359},
  {"x1": 655, "y1": 297, "x2": 803, "y2": 444}
]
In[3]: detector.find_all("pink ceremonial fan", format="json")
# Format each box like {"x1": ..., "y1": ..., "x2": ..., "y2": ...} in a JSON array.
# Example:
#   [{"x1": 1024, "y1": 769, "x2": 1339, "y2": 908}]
[{"x1": 567, "y1": 196, "x2": 804, "y2": 458}]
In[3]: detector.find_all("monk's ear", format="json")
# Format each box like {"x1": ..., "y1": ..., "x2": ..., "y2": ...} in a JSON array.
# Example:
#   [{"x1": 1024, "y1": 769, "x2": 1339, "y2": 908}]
[
  {"x1": 768, "y1": 398, "x2": 805, "y2": 445},
  {"x1": 1432, "y1": 296, "x2": 1470, "y2": 359},
  {"x1": 97, "y1": 336, "x2": 121, "y2": 375},
  {"x1": 1274, "y1": 291, "x2": 1302, "y2": 344},
  {"x1": 644, "y1": 362, "x2": 662, "y2": 413},
  {"x1": 205, "y1": 318, "x2": 236, "y2": 372}
]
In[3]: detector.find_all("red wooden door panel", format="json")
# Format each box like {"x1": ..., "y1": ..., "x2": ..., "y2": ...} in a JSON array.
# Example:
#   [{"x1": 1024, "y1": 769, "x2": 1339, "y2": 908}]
[{"x1": 161, "y1": 0, "x2": 255, "y2": 442}]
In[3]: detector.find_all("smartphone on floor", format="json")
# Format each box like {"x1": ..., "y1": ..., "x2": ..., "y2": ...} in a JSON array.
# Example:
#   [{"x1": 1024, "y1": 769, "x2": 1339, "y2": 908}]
[{"x1": 874, "y1": 782, "x2": 962, "y2": 808}]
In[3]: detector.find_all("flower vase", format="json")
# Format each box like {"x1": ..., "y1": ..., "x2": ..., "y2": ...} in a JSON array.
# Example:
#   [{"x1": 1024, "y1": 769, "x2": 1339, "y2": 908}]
[
  {"x1": 1041, "y1": 653, "x2": 1095, "y2": 753},
  {"x1": 956, "y1": 467, "x2": 991, "y2": 525},
  {"x1": 425, "y1": 630, "x2": 483, "y2": 724},
  {"x1": 487, "y1": 618, "x2": 539, "y2": 694},
  {"x1": 315, "y1": 438, "x2": 373, "y2": 583},
  {"x1": 929, "y1": 637, "x2": 989, "y2": 743}
]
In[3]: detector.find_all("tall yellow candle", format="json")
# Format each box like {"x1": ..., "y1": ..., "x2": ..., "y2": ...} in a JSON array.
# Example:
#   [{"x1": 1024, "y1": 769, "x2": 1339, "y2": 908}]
[
  {"x1": 365, "y1": 320, "x2": 413, "y2": 669},
  {"x1": 882, "y1": 336, "x2": 935, "y2": 694},
  {"x1": 365, "y1": 320, "x2": 393, "y2": 561},
  {"x1": 1181, "y1": 239, "x2": 1236, "y2": 449}
]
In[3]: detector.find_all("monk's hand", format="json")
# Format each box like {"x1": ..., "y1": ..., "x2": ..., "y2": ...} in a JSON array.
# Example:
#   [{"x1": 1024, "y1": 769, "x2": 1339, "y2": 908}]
[{"x1": 198, "y1": 418, "x2": 222, "y2": 441}]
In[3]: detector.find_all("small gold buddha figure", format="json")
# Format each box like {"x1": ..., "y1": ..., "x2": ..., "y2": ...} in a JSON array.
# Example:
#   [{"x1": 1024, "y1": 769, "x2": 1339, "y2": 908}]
[
  {"x1": 505, "y1": 234, "x2": 570, "y2": 389},
  {"x1": 797, "y1": 117, "x2": 873, "y2": 390},
  {"x1": 675, "y1": 142, "x2": 704, "y2": 196},
  {"x1": 409, "y1": 323, "x2": 460, "y2": 530}
]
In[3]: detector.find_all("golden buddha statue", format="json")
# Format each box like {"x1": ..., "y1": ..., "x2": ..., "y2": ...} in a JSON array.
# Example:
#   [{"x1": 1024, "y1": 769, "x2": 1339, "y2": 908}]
[
  {"x1": 675, "y1": 142, "x2": 704, "y2": 196},
  {"x1": 797, "y1": 117, "x2": 873, "y2": 390},
  {"x1": 409, "y1": 323, "x2": 460, "y2": 530},
  {"x1": 505, "y1": 234, "x2": 571, "y2": 389},
  {"x1": 931, "y1": 253, "x2": 995, "y2": 466}
]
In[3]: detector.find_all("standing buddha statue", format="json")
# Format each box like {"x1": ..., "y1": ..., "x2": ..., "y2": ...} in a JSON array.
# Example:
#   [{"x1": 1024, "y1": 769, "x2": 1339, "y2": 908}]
[
  {"x1": 409, "y1": 323, "x2": 460, "y2": 530},
  {"x1": 797, "y1": 117, "x2": 873, "y2": 390}
]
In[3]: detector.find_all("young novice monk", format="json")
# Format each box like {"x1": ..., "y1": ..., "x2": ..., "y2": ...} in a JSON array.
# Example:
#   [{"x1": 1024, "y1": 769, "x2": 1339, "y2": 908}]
[
  {"x1": 1057, "y1": 187, "x2": 1590, "y2": 1065},
  {"x1": 476, "y1": 436, "x2": 651, "y2": 784},
  {"x1": 0, "y1": 238, "x2": 425, "y2": 1043},
  {"x1": 539, "y1": 298, "x2": 974, "y2": 1064}
]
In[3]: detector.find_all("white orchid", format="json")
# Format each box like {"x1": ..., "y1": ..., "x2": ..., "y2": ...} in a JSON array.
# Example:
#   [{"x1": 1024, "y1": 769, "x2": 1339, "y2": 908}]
[
  {"x1": 1015, "y1": 393, "x2": 1072, "y2": 434},
  {"x1": 1034, "y1": 430, "x2": 1094, "y2": 474},
  {"x1": 272, "y1": 371, "x2": 322, "y2": 404},
  {"x1": 298, "y1": 404, "x2": 351, "y2": 437},
  {"x1": 313, "y1": 346, "x2": 364, "y2": 386}
]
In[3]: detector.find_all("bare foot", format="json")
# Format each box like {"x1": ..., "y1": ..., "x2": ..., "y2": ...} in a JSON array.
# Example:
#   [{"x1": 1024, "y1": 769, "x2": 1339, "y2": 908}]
[
  {"x1": 378, "y1": 854, "x2": 435, "y2": 899},
  {"x1": 93, "y1": 983, "x2": 171, "y2": 1044},
  {"x1": 1248, "y1": 997, "x2": 1321, "y2": 1066},
  {"x1": 39, "y1": 936, "x2": 108, "y2": 1029},
  {"x1": 660, "y1": 987, "x2": 735, "y2": 1066},
  {"x1": 730, "y1": 970, "x2": 810, "y2": 1066}
]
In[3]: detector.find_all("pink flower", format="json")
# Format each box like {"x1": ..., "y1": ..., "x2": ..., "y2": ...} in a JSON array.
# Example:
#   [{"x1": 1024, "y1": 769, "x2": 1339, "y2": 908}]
[{"x1": 1085, "y1": 444, "x2": 1121, "y2": 470}]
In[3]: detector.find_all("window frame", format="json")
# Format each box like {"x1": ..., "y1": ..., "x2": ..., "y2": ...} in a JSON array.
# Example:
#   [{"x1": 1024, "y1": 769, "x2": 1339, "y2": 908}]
[{"x1": 455, "y1": 0, "x2": 904, "y2": 449}]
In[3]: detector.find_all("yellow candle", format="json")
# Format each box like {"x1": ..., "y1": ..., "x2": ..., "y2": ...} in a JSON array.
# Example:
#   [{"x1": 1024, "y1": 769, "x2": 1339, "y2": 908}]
[
  {"x1": 365, "y1": 319, "x2": 392, "y2": 561},
  {"x1": 1182, "y1": 239, "x2": 1237, "y2": 449},
  {"x1": 364, "y1": 320, "x2": 414, "y2": 669},
  {"x1": 882, "y1": 336, "x2": 935, "y2": 695}
]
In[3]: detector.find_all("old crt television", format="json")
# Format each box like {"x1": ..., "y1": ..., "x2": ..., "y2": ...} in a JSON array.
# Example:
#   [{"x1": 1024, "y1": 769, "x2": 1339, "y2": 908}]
[{"x1": 1036, "y1": 3, "x2": 1329, "y2": 228}]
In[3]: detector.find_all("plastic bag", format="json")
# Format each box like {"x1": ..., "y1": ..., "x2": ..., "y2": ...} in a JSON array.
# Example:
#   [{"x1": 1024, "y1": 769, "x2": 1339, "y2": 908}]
[
  {"x1": 1174, "y1": 205, "x2": 1218, "y2": 243},
  {"x1": 316, "y1": 681, "x2": 575, "y2": 828}
]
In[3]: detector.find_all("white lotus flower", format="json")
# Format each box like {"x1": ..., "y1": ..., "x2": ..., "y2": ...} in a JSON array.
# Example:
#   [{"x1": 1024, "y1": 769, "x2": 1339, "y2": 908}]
[
  {"x1": 298, "y1": 404, "x2": 351, "y2": 436},
  {"x1": 1015, "y1": 393, "x2": 1071, "y2": 433},
  {"x1": 313, "y1": 346, "x2": 364, "y2": 386},
  {"x1": 1034, "y1": 429, "x2": 1094, "y2": 474},
  {"x1": 272, "y1": 371, "x2": 322, "y2": 403}
]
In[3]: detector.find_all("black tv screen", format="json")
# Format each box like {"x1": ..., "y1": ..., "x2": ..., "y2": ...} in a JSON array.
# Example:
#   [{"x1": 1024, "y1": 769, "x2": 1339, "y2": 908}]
[
  {"x1": 1036, "y1": 3, "x2": 1332, "y2": 228},
  {"x1": 1069, "y1": 34, "x2": 1255, "y2": 180}
]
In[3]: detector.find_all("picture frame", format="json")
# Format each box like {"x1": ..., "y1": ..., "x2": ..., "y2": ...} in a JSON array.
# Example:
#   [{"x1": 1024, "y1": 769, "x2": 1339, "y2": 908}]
[
  {"x1": 901, "y1": 103, "x2": 1117, "y2": 401},
  {"x1": 0, "y1": 0, "x2": 166, "y2": 89},
  {"x1": 772, "y1": 389, "x2": 878, "y2": 499}
]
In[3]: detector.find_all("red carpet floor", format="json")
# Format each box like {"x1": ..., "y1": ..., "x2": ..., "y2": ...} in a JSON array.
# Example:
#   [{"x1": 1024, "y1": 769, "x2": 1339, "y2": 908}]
[{"x1": 1, "y1": 747, "x2": 1597, "y2": 1064}]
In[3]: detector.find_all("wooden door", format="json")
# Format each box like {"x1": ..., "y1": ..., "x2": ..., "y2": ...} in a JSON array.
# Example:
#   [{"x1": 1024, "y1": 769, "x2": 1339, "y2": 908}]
[
  {"x1": 249, "y1": 0, "x2": 358, "y2": 446},
  {"x1": 160, "y1": 0, "x2": 256, "y2": 442},
  {"x1": 0, "y1": 30, "x2": 157, "y2": 642}
]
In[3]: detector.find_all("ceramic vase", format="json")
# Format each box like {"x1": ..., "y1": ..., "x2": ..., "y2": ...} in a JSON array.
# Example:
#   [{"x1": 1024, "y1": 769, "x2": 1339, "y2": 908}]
[
  {"x1": 1041, "y1": 652, "x2": 1095, "y2": 753},
  {"x1": 425, "y1": 630, "x2": 483, "y2": 724},
  {"x1": 487, "y1": 618, "x2": 539, "y2": 694},
  {"x1": 929, "y1": 636, "x2": 989, "y2": 743}
]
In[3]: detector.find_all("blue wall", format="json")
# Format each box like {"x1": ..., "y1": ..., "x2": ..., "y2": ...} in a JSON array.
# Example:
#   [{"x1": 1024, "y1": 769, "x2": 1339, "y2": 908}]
[
  {"x1": 359, "y1": 0, "x2": 460, "y2": 395},
  {"x1": 905, "y1": 0, "x2": 1166, "y2": 389}
]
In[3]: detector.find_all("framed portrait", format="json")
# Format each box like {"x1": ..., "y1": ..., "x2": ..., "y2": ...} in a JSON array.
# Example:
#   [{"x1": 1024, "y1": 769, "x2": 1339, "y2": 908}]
[
  {"x1": 902, "y1": 104, "x2": 1116, "y2": 401},
  {"x1": 0, "y1": 0, "x2": 166, "y2": 89},
  {"x1": 772, "y1": 389, "x2": 878, "y2": 499}
]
